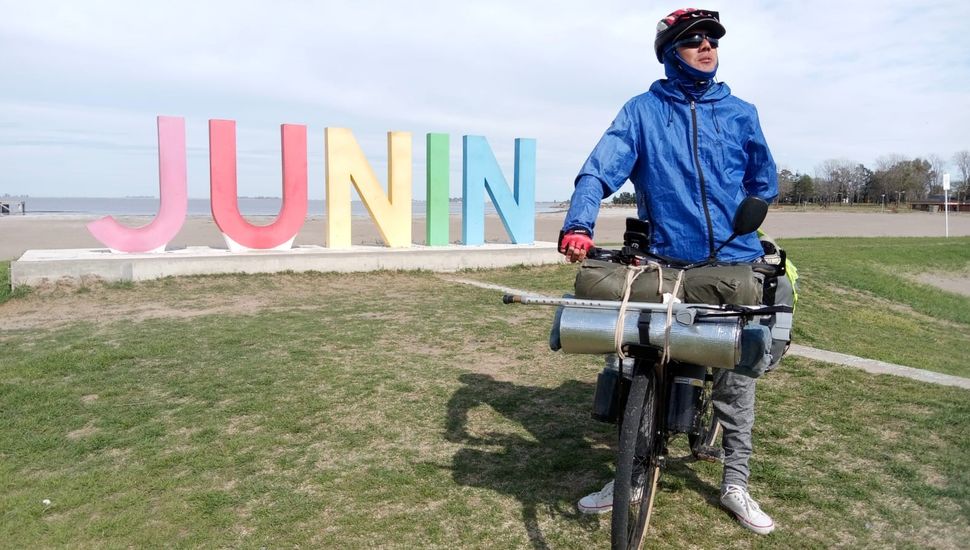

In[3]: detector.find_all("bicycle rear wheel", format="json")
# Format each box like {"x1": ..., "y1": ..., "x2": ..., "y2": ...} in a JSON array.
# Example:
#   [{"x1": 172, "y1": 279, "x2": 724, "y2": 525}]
[
  {"x1": 689, "y1": 370, "x2": 723, "y2": 462},
  {"x1": 611, "y1": 361, "x2": 661, "y2": 550}
]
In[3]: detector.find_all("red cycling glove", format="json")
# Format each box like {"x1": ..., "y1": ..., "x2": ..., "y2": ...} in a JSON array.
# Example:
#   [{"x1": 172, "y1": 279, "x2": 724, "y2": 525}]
[{"x1": 559, "y1": 229, "x2": 594, "y2": 262}]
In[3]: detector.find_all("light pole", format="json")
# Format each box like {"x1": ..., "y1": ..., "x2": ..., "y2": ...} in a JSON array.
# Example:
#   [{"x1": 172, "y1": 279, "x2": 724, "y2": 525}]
[
  {"x1": 943, "y1": 173, "x2": 951, "y2": 238},
  {"x1": 881, "y1": 193, "x2": 885, "y2": 211}
]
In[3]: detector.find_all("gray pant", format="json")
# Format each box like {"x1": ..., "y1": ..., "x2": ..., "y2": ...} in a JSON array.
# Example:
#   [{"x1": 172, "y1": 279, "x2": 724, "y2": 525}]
[{"x1": 712, "y1": 367, "x2": 757, "y2": 489}]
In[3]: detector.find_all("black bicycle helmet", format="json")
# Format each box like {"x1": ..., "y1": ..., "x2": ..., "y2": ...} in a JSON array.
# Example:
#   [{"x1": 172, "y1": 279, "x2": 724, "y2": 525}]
[{"x1": 654, "y1": 8, "x2": 726, "y2": 63}]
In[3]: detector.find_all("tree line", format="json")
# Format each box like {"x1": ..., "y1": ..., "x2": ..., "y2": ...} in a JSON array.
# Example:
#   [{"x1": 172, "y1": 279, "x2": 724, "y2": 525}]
[
  {"x1": 606, "y1": 150, "x2": 970, "y2": 207},
  {"x1": 778, "y1": 150, "x2": 970, "y2": 205}
]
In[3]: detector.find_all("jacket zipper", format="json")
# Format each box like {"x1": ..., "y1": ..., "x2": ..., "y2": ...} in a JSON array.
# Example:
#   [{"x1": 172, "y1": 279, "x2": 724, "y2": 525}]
[{"x1": 690, "y1": 100, "x2": 716, "y2": 259}]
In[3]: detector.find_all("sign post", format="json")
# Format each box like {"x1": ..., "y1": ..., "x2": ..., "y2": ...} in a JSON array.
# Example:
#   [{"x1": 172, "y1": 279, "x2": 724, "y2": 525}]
[{"x1": 943, "y1": 173, "x2": 951, "y2": 238}]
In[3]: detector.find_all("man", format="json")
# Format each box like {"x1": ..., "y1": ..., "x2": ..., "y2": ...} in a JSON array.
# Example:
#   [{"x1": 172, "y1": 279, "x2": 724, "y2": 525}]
[{"x1": 558, "y1": 8, "x2": 778, "y2": 535}]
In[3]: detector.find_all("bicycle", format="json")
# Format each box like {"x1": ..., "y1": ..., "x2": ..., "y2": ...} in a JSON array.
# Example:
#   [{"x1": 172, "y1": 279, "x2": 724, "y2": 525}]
[{"x1": 504, "y1": 197, "x2": 791, "y2": 549}]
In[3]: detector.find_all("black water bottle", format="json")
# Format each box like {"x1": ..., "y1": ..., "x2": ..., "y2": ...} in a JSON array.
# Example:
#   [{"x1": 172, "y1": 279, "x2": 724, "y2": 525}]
[
  {"x1": 591, "y1": 356, "x2": 631, "y2": 423},
  {"x1": 666, "y1": 363, "x2": 706, "y2": 433}
]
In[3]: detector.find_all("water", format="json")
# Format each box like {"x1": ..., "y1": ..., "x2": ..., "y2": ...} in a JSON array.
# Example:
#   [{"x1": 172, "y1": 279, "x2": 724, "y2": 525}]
[{"x1": 4, "y1": 197, "x2": 566, "y2": 217}]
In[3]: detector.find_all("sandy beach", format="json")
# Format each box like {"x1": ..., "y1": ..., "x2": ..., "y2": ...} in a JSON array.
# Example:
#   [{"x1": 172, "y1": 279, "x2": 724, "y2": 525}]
[{"x1": 2, "y1": 207, "x2": 970, "y2": 262}]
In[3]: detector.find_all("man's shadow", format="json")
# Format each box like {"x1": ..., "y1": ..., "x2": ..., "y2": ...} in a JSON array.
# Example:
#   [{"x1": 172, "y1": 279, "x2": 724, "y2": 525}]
[
  {"x1": 445, "y1": 372, "x2": 615, "y2": 549},
  {"x1": 445, "y1": 372, "x2": 723, "y2": 548}
]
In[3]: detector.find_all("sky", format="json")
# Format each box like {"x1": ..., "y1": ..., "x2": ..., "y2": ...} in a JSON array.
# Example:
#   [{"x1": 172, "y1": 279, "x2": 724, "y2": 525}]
[{"x1": 2, "y1": 0, "x2": 968, "y2": 201}]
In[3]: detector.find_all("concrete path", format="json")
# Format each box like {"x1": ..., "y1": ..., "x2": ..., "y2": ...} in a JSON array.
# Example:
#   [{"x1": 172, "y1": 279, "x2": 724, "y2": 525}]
[
  {"x1": 787, "y1": 344, "x2": 970, "y2": 390},
  {"x1": 447, "y1": 276, "x2": 970, "y2": 391}
]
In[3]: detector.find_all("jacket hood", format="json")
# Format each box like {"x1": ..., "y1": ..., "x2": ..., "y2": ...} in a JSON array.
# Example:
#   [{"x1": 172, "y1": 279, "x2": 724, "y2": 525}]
[{"x1": 649, "y1": 78, "x2": 731, "y2": 103}]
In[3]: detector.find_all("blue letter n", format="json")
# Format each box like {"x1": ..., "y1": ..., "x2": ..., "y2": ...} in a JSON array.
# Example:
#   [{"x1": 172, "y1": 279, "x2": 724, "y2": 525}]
[{"x1": 461, "y1": 135, "x2": 536, "y2": 245}]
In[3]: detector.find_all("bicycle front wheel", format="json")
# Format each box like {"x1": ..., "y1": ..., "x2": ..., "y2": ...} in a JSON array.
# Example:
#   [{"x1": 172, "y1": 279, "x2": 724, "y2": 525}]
[{"x1": 611, "y1": 361, "x2": 661, "y2": 550}]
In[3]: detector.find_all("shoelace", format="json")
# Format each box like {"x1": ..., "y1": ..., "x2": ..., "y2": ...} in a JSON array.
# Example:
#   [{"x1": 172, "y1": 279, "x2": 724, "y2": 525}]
[{"x1": 726, "y1": 487, "x2": 762, "y2": 514}]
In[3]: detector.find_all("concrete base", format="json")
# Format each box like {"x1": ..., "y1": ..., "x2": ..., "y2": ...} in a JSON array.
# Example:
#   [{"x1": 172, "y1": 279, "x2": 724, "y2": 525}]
[{"x1": 11, "y1": 242, "x2": 563, "y2": 288}]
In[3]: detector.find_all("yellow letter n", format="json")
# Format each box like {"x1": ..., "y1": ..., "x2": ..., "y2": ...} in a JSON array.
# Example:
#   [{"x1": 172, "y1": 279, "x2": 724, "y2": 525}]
[{"x1": 325, "y1": 128, "x2": 412, "y2": 248}]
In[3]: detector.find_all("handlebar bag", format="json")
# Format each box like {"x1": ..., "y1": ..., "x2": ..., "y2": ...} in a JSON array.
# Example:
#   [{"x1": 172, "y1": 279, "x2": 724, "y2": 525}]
[{"x1": 573, "y1": 259, "x2": 686, "y2": 303}]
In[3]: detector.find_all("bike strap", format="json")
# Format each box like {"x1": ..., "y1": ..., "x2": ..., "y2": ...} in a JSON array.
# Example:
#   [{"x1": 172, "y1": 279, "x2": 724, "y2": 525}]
[{"x1": 619, "y1": 312, "x2": 662, "y2": 361}]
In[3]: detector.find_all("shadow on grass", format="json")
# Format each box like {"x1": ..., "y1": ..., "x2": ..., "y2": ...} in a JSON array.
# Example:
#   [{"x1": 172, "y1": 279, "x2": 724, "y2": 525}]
[
  {"x1": 445, "y1": 373, "x2": 740, "y2": 547},
  {"x1": 661, "y1": 454, "x2": 724, "y2": 508},
  {"x1": 445, "y1": 372, "x2": 615, "y2": 549}
]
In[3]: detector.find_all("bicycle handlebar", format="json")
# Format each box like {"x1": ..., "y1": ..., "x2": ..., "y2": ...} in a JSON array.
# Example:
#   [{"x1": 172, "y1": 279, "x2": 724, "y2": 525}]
[{"x1": 587, "y1": 245, "x2": 784, "y2": 275}]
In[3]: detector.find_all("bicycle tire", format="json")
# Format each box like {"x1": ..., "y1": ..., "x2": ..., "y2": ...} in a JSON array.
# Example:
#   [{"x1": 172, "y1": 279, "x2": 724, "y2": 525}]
[{"x1": 611, "y1": 361, "x2": 660, "y2": 550}]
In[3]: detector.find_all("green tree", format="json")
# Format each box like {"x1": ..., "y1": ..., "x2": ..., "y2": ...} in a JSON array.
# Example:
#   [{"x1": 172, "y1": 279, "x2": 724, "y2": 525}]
[
  {"x1": 873, "y1": 155, "x2": 931, "y2": 203},
  {"x1": 793, "y1": 174, "x2": 814, "y2": 203},
  {"x1": 952, "y1": 150, "x2": 970, "y2": 192},
  {"x1": 611, "y1": 191, "x2": 636, "y2": 205}
]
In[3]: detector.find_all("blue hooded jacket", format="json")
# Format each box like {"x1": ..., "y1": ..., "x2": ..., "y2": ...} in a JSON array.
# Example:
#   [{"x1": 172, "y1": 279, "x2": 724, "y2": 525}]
[{"x1": 562, "y1": 78, "x2": 778, "y2": 263}]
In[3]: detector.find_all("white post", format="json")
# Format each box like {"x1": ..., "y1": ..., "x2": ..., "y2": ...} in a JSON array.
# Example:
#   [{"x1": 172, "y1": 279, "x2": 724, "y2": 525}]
[{"x1": 943, "y1": 173, "x2": 951, "y2": 238}]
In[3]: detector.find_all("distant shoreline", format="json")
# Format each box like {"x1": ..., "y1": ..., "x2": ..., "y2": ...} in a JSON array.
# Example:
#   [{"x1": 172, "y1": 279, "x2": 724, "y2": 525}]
[{"x1": 0, "y1": 197, "x2": 569, "y2": 218}]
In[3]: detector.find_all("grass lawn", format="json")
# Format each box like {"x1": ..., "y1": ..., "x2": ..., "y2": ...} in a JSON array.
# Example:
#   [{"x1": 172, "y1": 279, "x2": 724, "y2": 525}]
[
  {"x1": 1, "y1": 238, "x2": 968, "y2": 548},
  {"x1": 784, "y1": 237, "x2": 970, "y2": 378},
  {"x1": 0, "y1": 261, "x2": 29, "y2": 303}
]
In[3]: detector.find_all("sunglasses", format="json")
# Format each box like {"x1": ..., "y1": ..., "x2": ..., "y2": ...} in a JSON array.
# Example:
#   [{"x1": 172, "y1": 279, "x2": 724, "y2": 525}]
[{"x1": 673, "y1": 33, "x2": 719, "y2": 49}]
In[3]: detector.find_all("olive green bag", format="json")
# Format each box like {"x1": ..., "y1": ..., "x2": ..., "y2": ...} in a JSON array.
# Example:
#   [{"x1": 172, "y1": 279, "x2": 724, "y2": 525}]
[
  {"x1": 682, "y1": 265, "x2": 764, "y2": 306},
  {"x1": 575, "y1": 260, "x2": 763, "y2": 307},
  {"x1": 573, "y1": 259, "x2": 686, "y2": 303}
]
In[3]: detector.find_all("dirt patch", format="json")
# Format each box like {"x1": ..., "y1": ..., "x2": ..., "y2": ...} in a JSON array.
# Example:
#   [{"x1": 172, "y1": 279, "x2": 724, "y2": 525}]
[
  {"x1": 914, "y1": 271, "x2": 970, "y2": 297},
  {"x1": 0, "y1": 272, "x2": 436, "y2": 331},
  {"x1": 66, "y1": 422, "x2": 98, "y2": 440}
]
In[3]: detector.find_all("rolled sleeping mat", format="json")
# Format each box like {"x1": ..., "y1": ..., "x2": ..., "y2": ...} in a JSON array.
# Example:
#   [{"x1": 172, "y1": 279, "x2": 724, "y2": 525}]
[{"x1": 551, "y1": 307, "x2": 773, "y2": 378}]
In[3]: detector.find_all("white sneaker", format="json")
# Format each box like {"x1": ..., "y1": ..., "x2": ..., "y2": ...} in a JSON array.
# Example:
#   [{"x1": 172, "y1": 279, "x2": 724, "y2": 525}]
[
  {"x1": 720, "y1": 484, "x2": 775, "y2": 534},
  {"x1": 577, "y1": 480, "x2": 643, "y2": 515}
]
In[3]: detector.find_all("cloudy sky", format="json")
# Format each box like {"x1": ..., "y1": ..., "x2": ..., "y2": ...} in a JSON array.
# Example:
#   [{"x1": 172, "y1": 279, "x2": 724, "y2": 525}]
[{"x1": 2, "y1": 0, "x2": 968, "y2": 201}]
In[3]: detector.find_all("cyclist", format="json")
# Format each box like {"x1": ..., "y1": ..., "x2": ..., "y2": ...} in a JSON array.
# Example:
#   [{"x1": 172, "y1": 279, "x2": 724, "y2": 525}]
[{"x1": 558, "y1": 8, "x2": 777, "y2": 535}]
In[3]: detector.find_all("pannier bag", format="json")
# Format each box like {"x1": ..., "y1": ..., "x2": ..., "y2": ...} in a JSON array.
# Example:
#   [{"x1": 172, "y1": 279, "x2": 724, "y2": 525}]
[{"x1": 758, "y1": 233, "x2": 798, "y2": 370}]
